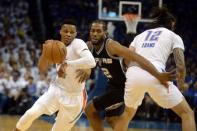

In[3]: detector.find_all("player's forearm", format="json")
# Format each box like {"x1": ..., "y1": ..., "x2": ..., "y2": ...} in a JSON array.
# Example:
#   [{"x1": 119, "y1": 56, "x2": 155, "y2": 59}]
[
  {"x1": 177, "y1": 66, "x2": 186, "y2": 80},
  {"x1": 66, "y1": 57, "x2": 96, "y2": 69},
  {"x1": 173, "y1": 48, "x2": 186, "y2": 80},
  {"x1": 38, "y1": 55, "x2": 50, "y2": 74},
  {"x1": 66, "y1": 50, "x2": 96, "y2": 69}
]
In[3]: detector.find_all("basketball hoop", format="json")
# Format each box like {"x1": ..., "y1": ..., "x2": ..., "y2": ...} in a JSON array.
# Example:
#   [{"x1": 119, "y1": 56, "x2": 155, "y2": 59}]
[
  {"x1": 122, "y1": 13, "x2": 139, "y2": 21},
  {"x1": 122, "y1": 13, "x2": 139, "y2": 34}
]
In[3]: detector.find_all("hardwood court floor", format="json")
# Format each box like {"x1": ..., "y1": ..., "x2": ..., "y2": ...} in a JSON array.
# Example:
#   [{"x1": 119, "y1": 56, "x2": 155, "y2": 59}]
[{"x1": 0, "y1": 115, "x2": 173, "y2": 131}]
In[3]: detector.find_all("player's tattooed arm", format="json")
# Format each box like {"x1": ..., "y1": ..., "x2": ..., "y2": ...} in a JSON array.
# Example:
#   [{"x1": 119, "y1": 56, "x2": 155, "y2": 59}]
[
  {"x1": 173, "y1": 48, "x2": 186, "y2": 76},
  {"x1": 173, "y1": 48, "x2": 187, "y2": 91}
]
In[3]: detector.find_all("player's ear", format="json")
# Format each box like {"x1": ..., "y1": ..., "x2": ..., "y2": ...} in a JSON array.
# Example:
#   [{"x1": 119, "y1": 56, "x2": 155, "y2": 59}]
[
  {"x1": 105, "y1": 31, "x2": 108, "y2": 37},
  {"x1": 59, "y1": 29, "x2": 62, "y2": 35},
  {"x1": 74, "y1": 32, "x2": 77, "y2": 37}
]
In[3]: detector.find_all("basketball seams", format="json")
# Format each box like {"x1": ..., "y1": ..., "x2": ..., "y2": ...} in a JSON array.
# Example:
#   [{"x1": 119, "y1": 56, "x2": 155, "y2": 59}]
[{"x1": 44, "y1": 40, "x2": 66, "y2": 64}]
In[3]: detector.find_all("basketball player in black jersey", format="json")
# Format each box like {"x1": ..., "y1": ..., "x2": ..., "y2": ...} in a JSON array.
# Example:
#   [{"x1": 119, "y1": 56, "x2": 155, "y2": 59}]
[{"x1": 84, "y1": 20, "x2": 176, "y2": 131}]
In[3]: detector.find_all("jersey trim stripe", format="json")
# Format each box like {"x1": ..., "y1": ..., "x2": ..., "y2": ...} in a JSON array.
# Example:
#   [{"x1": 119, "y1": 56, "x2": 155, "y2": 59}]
[{"x1": 69, "y1": 89, "x2": 87, "y2": 123}]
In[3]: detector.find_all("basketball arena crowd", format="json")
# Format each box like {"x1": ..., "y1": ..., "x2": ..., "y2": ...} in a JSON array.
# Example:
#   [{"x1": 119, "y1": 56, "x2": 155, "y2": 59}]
[{"x1": 0, "y1": 0, "x2": 197, "y2": 125}]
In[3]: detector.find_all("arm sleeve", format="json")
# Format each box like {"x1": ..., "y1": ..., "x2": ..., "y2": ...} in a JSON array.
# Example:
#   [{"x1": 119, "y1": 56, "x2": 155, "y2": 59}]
[
  {"x1": 66, "y1": 39, "x2": 96, "y2": 69},
  {"x1": 172, "y1": 34, "x2": 185, "y2": 51}
]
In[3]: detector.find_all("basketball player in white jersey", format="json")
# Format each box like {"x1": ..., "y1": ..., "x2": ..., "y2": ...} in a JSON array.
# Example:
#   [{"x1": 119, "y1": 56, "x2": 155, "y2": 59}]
[
  {"x1": 114, "y1": 7, "x2": 196, "y2": 131},
  {"x1": 14, "y1": 20, "x2": 96, "y2": 131}
]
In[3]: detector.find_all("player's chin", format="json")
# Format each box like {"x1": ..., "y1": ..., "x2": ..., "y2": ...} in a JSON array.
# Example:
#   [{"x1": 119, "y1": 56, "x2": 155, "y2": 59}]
[
  {"x1": 63, "y1": 39, "x2": 71, "y2": 44},
  {"x1": 91, "y1": 39, "x2": 99, "y2": 44}
]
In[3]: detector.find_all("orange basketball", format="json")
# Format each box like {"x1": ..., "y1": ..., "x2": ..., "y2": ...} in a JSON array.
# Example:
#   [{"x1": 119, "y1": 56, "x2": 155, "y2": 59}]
[{"x1": 43, "y1": 40, "x2": 67, "y2": 64}]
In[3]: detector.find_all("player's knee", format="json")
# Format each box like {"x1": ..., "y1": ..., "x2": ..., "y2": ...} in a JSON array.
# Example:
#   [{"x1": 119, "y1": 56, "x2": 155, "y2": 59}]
[
  {"x1": 85, "y1": 101, "x2": 97, "y2": 116},
  {"x1": 106, "y1": 117, "x2": 117, "y2": 129},
  {"x1": 25, "y1": 107, "x2": 40, "y2": 119},
  {"x1": 123, "y1": 106, "x2": 136, "y2": 120}
]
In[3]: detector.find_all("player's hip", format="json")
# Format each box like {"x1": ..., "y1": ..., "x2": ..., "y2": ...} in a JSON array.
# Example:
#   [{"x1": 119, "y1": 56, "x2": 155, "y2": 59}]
[{"x1": 50, "y1": 81, "x2": 85, "y2": 96}]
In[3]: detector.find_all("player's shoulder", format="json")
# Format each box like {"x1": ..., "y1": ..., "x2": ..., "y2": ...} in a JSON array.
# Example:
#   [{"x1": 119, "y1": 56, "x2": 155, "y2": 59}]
[
  {"x1": 71, "y1": 38, "x2": 87, "y2": 48},
  {"x1": 161, "y1": 28, "x2": 183, "y2": 41},
  {"x1": 156, "y1": 27, "x2": 180, "y2": 37},
  {"x1": 72, "y1": 38, "x2": 86, "y2": 44},
  {"x1": 107, "y1": 38, "x2": 121, "y2": 48},
  {"x1": 107, "y1": 38, "x2": 117, "y2": 44},
  {"x1": 155, "y1": 28, "x2": 183, "y2": 44}
]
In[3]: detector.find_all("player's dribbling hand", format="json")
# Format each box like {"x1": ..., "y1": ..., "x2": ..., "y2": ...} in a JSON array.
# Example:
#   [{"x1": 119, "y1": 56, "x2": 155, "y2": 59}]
[
  {"x1": 75, "y1": 69, "x2": 91, "y2": 83},
  {"x1": 158, "y1": 69, "x2": 176, "y2": 87},
  {"x1": 38, "y1": 43, "x2": 51, "y2": 74}
]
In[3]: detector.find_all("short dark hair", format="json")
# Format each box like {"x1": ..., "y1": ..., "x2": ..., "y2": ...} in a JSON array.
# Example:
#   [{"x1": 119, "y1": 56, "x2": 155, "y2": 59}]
[
  {"x1": 61, "y1": 19, "x2": 77, "y2": 27},
  {"x1": 92, "y1": 20, "x2": 107, "y2": 31},
  {"x1": 150, "y1": 7, "x2": 176, "y2": 29}
]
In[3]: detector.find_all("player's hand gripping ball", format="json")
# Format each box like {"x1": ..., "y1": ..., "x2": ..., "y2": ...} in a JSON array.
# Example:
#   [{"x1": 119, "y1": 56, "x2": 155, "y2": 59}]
[{"x1": 43, "y1": 40, "x2": 67, "y2": 64}]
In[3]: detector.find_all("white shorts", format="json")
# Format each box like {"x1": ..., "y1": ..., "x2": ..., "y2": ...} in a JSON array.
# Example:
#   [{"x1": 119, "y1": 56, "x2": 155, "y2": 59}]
[
  {"x1": 34, "y1": 84, "x2": 87, "y2": 130},
  {"x1": 124, "y1": 66, "x2": 183, "y2": 109}
]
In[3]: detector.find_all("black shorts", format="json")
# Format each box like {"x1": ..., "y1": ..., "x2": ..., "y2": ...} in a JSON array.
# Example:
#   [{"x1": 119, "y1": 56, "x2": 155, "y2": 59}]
[{"x1": 93, "y1": 84, "x2": 125, "y2": 117}]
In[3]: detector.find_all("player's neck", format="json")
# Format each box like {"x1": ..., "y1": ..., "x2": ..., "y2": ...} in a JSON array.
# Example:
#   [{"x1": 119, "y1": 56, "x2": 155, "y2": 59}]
[{"x1": 94, "y1": 40, "x2": 105, "y2": 52}]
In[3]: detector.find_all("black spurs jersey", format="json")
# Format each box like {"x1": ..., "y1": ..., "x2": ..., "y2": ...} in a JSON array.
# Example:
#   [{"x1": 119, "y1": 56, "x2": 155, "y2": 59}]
[{"x1": 91, "y1": 38, "x2": 126, "y2": 88}]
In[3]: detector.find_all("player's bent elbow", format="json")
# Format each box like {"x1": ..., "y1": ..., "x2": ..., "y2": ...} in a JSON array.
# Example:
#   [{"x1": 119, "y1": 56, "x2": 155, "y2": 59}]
[
  {"x1": 90, "y1": 61, "x2": 96, "y2": 68},
  {"x1": 127, "y1": 52, "x2": 137, "y2": 62},
  {"x1": 88, "y1": 58, "x2": 96, "y2": 68},
  {"x1": 81, "y1": 59, "x2": 96, "y2": 69}
]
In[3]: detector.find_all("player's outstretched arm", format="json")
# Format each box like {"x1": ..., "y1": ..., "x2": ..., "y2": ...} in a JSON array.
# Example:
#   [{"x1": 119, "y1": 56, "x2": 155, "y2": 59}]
[{"x1": 107, "y1": 40, "x2": 175, "y2": 83}]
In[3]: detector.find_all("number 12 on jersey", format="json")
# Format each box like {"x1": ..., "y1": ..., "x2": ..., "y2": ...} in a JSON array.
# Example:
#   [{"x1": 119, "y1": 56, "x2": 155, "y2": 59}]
[{"x1": 144, "y1": 30, "x2": 162, "y2": 41}]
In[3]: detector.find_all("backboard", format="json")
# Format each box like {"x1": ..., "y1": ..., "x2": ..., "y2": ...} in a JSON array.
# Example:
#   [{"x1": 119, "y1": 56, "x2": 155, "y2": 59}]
[{"x1": 98, "y1": 0, "x2": 163, "y2": 23}]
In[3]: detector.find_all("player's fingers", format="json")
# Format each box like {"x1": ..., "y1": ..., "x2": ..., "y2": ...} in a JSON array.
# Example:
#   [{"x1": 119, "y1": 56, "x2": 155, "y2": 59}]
[
  {"x1": 45, "y1": 39, "x2": 53, "y2": 44},
  {"x1": 79, "y1": 76, "x2": 85, "y2": 83},
  {"x1": 82, "y1": 74, "x2": 90, "y2": 81},
  {"x1": 169, "y1": 69, "x2": 176, "y2": 75},
  {"x1": 75, "y1": 69, "x2": 90, "y2": 83},
  {"x1": 169, "y1": 73, "x2": 176, "y2": 81},
  {"x1": 75, "y1": 70, "x2": 82, "y2": 78},
  {"x1": 78, "y1": 74, "x2": 89, "y2": 83},
  {"x1": 167, "y1": 69, "x2": 177, "y2": 81},
  {"x1": 77, "y1": 75, "x2": 84, "y2": 83},
  {"x1": 75, "y1": 70, "x2": 85, "y2": 82},
  {"x1": 162, "y1": 81, "x2": 169, "y2": 88}
]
